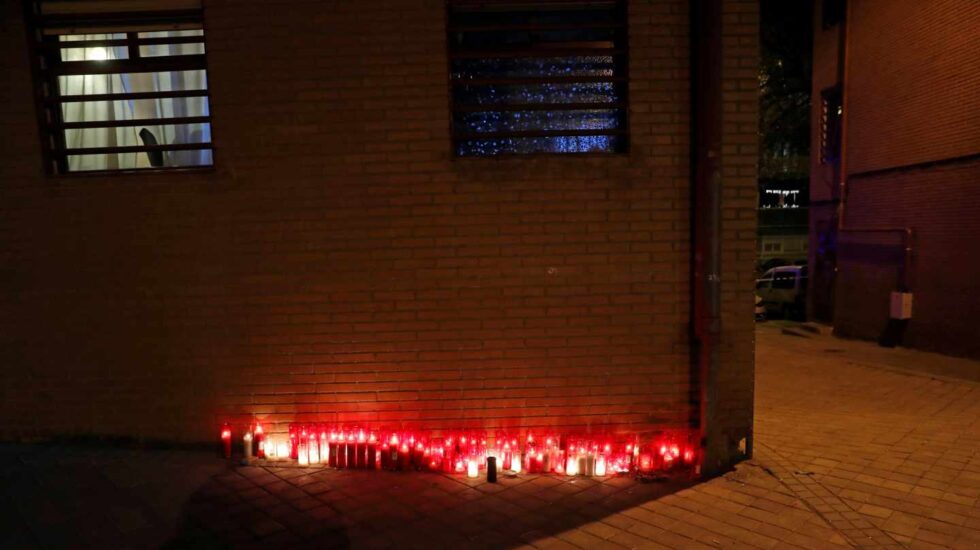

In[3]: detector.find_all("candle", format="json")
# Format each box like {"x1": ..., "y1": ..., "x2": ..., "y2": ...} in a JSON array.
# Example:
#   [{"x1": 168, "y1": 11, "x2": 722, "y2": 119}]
[
  {"x1": 289, "y1": 426, "x2": 299, "y2": 460},
  {"x1": 487, "y1": 456, "x2": 497, "y2": 483},
  {"x1": 399, "y1": 442, "x2": 411, "y2": 471},
  {"x1": 442, "y1": 438, "x2": 454, "y2": 473},
  {"x1": 220, "y1": 424, "x2": 232, "y2": 459},
  {"x1": 276, "y1": 439, "x2": 289, "y2": 460},
  {"x1": 565, "y1": 454, "x2": 578, "y2": 476},
  {"x1": 298, "y1": 438, "x2": 309, "y2": 466},
  {"x1": 467, "y1": 459, "x2": 479, "y2": 479},
  {"x1": 595, "y1": 454, "x2": 607, "y2": 477},
  {"x1": 639, "y1": 453, "x2": 653, "y2": 473},
  {"x1": 368, "y1": 433, "x2": 378, "y2": 469},
  {"x1": 254, "y1": 423, "x2": 265, "y2": 459},
  {"x1": 388, "y1": 434, "x2": 400, "y2": 470},
  {"x1": 380, "y1": 442, "x2": 391, "y2": 470},
  {"x1": 413, "y1": 440, "x2": 425, "y2": 471},
  {"x1": 308, "y1": 435, "x2": 320, "y2": 464},
  {"x1": 683, "y1": 447, "x2": 695, "y2": 465},
  {"x1": 357, "y1": 430, "x2": 367, "y2": 468},
  {"x1": 345, "y1": 432, "x2": 356, "y2": 469},
  {"x1": 243, "y1": 432, "x2": 253, "y2": 460},
  {"x1": 511, "y1": 454, "x2": 521, "y2": 474},
  {"x1": 329, "y1": 432, "x2": 339, "y2": 467},
  {"x1": 319, "y1": 432, "x2": 329, "y2": 465}
]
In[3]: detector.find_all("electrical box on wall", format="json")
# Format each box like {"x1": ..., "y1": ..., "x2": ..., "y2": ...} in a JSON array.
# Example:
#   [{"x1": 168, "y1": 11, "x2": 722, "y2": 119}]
[{"x1": 890, "y1": 292, "x2": 913, "y2": 320}]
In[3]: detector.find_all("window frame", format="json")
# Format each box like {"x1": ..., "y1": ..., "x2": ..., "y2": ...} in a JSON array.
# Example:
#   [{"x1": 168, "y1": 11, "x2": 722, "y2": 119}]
[
  {"x1": 24, "y1": 1, "x2": 215, "y2": 176},
  {"x1": 819, "y1": 85, "x2": 842, "y2": 165},
  {"x1": 446, "y1": 0, "x2": 630, "y2": 158}
]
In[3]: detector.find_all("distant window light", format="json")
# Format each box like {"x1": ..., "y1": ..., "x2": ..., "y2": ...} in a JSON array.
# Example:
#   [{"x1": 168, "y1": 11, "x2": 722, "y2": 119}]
[
  {"x1": 26, "y1": 1, "x2": 213, "y2": 174},
  {"x1": 447, "y1": 0, "x2": 629, "y2": 156},
  {"x1": 823, "y1": 0, "x2": 846, "y2": 28},
  {"x1": 820, "y1": 86, "x2": 842, "y2": 165}
]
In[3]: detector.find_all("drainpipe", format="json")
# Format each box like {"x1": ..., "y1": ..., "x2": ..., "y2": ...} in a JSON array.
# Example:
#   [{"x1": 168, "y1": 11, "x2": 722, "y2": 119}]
[
  {"x1": 836, "y1": 0, "x2": 852, "y2": 230},
  {"x1": 691, "y1": 0, "x2": 726, "y2": 478}
]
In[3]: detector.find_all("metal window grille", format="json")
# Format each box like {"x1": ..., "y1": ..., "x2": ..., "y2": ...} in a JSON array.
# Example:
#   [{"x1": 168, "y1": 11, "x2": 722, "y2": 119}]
[
  {"x1": 25, "y1": 0, "x2": 213, "y2": 174},
  {"x1": 447, "y1": 0, "x2": 629, "y2": 156}
]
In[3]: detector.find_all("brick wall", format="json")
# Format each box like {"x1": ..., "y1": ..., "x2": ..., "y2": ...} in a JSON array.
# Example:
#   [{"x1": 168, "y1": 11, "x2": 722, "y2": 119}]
[
  {"x1": 835, "y1": 159, "x2": 980, "y2": 358},
  {"x1": 846, "y1": 0, "x2": 980, "y2": 174},
  {"x1": 827, "y1": 0, "x2": 980, "y2": 358},
  {"x1": 0, "y1": 0, "x2": 757, "y2": 445}
]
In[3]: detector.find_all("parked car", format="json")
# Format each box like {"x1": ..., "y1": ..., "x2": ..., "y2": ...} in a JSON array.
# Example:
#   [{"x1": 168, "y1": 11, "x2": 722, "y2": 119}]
[
  {"x1": 755, "y1": 265, "x2": 807, "y2": 320},
  {"x1": 755, "y1": 294, "x2": 767, "y2": 322}
]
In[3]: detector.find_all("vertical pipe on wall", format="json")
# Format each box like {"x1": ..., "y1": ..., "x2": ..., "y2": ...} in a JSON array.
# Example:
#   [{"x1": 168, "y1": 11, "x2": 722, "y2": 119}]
[{"x1": 691, "y1": 0, "x2": 727, "y2": 478}]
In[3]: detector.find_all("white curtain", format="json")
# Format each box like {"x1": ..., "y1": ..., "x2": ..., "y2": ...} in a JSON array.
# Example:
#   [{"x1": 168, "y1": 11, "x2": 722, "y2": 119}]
[{"x1": 58, "y1": 31, "x2": 211, "y2": 171}]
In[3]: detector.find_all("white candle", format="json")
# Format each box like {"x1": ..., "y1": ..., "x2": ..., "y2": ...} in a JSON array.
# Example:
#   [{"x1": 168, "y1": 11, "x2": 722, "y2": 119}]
[
  {"x1": 511, "y1": 456, "x2": 521, "y2": 474},
  {"x1": 467, "y1": 459, "x2": 479, "y2": 479},
  {"x1": 566, "y1": 455, "x2": 578, "y2": 476},
  {"x1": 243, "y1": 432, "x2": 253, "y2": 459},
  {"x1": 277, "y1": 440, "x2": 289, "y2": 460},
  {"x1": 595, "y1": 455, "x2": 607, "y2": 477},
  {"x1": 309, "y1": 438, "x2": 320, "y2": 464},
  {"x1": 298, "y1": 440, "x2": 309, "y2": 466}
]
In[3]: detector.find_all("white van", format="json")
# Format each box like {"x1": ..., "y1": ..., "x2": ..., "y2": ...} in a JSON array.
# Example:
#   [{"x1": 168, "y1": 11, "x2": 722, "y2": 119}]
[{"x1": 755, "y1": 265, "x2": 808, "y2": 320}]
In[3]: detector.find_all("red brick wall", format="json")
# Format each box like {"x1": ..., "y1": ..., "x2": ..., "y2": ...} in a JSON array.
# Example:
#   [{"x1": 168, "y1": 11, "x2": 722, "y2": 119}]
[
  {"x1": 845, "y1": 0, "x2": 980, "y2": 175},
  {"x1": 828, "y1": 0, "x2": 980, "y2": 358},
  {"x1": 0, "y1": 0, "x2": 757, "y2": 444},
  {"x1": 835, "y1": 159, "x2": 980, "y2": 358}
]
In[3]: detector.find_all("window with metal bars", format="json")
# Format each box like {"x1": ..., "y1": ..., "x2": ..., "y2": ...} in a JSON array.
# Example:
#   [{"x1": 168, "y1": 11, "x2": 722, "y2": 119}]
[
  {"x1": 447, "y1": 0, "x2": 629, "y2": 157},
  {"x1": 26, "y1": 1, "x2": 213, "y2": 174}
]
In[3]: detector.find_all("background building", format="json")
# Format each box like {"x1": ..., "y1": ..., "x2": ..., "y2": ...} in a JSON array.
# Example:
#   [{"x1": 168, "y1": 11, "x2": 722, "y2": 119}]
[
  {"x1": 0, "y1": 0, "x2": 758, "y2": 472},
  {"x1": 809, "y1": 0, "x2": 980, "y2": 357},
  {"x1": 758, "y1": 178, "x2": 807, "y2": 269}
]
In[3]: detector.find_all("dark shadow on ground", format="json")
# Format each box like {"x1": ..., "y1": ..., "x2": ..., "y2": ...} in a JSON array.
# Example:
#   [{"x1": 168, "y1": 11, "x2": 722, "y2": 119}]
[
  {"x1": 164, "y1": 461, "x2": 694, "y2": 549},
  {"x1": 0, "y1": 444, "x2": 694, "y2": 549}
]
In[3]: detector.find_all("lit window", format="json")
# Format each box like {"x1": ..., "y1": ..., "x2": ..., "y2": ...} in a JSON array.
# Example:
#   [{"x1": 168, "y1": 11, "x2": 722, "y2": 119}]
[
  {"x1": 447, "y1": 0, "x2": 629, "y2": 156},
  {"x1": 26, "y1": 1, "x2": 213, "y2": 174}
]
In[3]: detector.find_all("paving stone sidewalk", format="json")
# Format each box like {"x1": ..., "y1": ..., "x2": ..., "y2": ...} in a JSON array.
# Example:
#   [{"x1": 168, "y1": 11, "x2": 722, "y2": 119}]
[{"x1": 1, "y1": 326, "x2": 978, "y2": 549}]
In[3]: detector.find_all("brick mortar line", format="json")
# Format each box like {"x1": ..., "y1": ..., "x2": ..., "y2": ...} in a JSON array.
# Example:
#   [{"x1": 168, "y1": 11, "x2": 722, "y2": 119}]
[{"x1": 755, "y1": 442, "x2": 907, "y2": 549}]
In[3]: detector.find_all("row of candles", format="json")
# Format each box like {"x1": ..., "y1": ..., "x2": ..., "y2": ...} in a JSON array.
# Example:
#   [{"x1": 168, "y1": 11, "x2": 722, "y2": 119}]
[{"x1": 221, "y1": 423, "x2": 696, "y2": 479}]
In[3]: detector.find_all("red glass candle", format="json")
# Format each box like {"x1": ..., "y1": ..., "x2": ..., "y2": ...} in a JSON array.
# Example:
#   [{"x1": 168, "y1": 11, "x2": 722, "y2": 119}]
[
  {"x1": 254, "y1": 422, "x2": 265, "y2": 459},
  {"x1": 683, "y1": 447, "x2": 695, "y2": 465},
  {"x1": 344, "y1": 432, "x2": 357, "y2": 468},
  {"x1": 368, "y1": 432, "x2": 378, "y2": 469},
  {"x1": 399, "y1": 441, "x2": 411, "y2": 471},
  {"x1": 380, "y1": 440, "x2": 391, "y2": 470},
  {"x1": 388, "y1": 434, "x2": 401, "y2": 470},
  {"x1": 639, "y1": 452, "x2": 654, "y2": 473},
  {"x1": 442, "y1": 437, "x2": 455, "y2": 473},
  {"x1": 414, "y1": 440, "x2": 425, "y2": 471},
  {"x1": 219, "y1": 423, "x2": 232, "y2": 459}
]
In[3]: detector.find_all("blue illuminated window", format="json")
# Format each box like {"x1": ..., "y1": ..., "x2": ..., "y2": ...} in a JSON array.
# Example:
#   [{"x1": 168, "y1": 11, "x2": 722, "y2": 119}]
[{"x1": 448, "y1": 1, "x2": 629, "y2": 156}]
